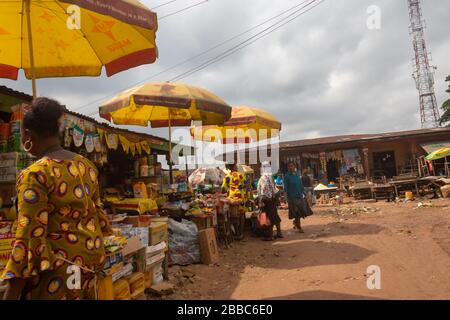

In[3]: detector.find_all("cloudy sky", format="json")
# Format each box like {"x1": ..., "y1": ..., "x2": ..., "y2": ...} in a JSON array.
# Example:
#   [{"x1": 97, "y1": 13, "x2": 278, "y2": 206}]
[{"x1": 2, "y1": 0, "x2": 450, "y2": 142}]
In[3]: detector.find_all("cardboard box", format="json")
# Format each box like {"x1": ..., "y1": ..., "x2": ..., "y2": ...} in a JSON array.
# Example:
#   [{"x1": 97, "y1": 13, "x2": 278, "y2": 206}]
[
  {"x1": 0, "y1": 238, "x2": 14, "y2": 271},
  {"x1": 146, "y1": 241, "x2": 167, "y2": 257},
  {"x1": 0, "y1": 222, "x2": 15, "y2": 271},
  {"x1": 132, "y1": 227, "x2": 149, "y2": 248},
  {"x1": 146, "y1": 251, "x2": 165, "y2": 269},
  {"x1": 198, "y1": 228, "x2": 219, "y2": 265},
  {"x1": 124, "y1": 215, "x2": 152, "y2": 228},
  {"x1": 122, "y1": 236, "x2": 143, "y2": 256},
  {"x1": 149, "y1": 222, "x2": 168, "y2": 245},
  {"x1": 112, "y1": 263, "x2": 134, "y2": 282},
  {"x1": 97, "y1": 275, "x2": 114, "y2": 300}
]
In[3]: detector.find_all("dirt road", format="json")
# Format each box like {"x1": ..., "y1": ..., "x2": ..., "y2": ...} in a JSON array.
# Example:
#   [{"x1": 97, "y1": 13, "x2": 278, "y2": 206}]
[{"x1": 163, "y1": 198, "x2": 450, "y2": 300}]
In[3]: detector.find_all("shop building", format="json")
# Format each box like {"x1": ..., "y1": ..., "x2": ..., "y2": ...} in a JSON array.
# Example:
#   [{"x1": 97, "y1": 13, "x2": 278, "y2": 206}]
[{"x1": 279, "y1": 127, "x2": 450, "y2": 181}]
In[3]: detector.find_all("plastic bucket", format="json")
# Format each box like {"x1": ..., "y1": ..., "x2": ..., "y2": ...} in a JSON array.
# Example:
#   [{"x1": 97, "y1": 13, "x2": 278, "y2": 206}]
[{"x1": 405, "y1": 191, "x2": 414, "y2": 200}]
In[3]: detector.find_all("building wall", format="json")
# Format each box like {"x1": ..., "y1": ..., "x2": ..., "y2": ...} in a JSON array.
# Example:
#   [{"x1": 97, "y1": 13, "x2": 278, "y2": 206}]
[
  {"x1": 279, "y1": 134, "x2": 449, "y2": 178},
  {"x1": 365, "y1": 139, "x2": 417, "y2": 176}
]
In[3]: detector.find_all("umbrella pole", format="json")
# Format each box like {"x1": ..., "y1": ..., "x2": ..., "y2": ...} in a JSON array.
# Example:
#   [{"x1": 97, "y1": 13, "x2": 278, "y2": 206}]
[
  {"x1": 185, "y1": 155, "x2": 189, "y2": 179},
  {"x1": 25, "y1": 0, "x2": 37, "y2": 99},
  {"x1": 168, "y1": 109, "x2": 173, "y2": 184}
]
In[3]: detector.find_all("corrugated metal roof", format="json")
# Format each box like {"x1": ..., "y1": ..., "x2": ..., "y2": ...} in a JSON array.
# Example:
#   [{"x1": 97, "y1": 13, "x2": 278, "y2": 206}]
[
  {"x1": 0, "y1": 85, "x2": 171, "y2": 146},
  {"x1": 280, "y1": 127, "x2": 450, "y2": 149}
]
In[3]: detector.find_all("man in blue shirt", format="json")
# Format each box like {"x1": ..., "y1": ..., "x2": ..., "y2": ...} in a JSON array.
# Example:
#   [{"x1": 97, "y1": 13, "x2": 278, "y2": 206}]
[{"x1": 284, "y1": 162, "x2": 312, "y2": 232}]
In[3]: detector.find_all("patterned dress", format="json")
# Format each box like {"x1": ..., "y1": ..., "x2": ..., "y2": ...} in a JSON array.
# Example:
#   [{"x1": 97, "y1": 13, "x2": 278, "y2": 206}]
[
  {"x1": 222, "y1": 171, "x2": 248, "y2": 215},
  {"x1": 222, "y1": 171, "x2": 246, "y2": 200},
  {"x1": 0, "y1": 155, "x2": 111, "y2": 300}
]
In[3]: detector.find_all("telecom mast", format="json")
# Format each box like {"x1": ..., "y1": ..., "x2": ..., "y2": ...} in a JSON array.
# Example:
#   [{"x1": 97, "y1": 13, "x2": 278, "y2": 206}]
[{"x1": 407, "y1": 0, "x2": 440, "y2": 128}]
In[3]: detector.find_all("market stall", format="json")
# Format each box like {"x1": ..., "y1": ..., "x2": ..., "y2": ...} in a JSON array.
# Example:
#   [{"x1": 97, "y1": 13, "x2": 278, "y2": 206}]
[{"x1": 0, "y1": 103, "x2": 185, "y2": 300}]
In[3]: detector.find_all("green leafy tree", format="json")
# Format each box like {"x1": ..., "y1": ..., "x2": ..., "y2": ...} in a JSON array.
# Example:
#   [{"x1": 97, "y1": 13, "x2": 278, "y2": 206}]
[{"x1": 440, "y1": 75, "x2": 450, "y2": 126}]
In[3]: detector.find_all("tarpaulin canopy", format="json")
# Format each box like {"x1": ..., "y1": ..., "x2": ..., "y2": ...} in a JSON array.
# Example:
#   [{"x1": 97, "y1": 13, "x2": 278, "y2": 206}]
[
  {"x1": 420, "y1": 141, "x2": 450, "y2": 154},
  {"x1": 425, "y1": 148, "x2": 450, "y2": 161}
]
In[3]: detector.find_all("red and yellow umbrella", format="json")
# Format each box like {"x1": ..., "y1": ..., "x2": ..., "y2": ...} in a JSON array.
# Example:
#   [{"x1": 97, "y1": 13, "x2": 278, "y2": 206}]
[
  {"x1": 99, "y1": 82, "x2": 232, "y2": 127},
  {"x1": 98, "y1": 82, "x2": 232, "y2": 183},
  {"x1": 0, "y1": 0, "x2": 158, "y2": 97}
]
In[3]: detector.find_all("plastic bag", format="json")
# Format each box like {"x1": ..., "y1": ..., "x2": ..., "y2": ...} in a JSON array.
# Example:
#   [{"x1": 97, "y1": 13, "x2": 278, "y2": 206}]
[
  {"x1": 257, "y1": 212, "x2": 271, "y2": 227},
  {"x1": 168, "y1": 219, "x2": 201, "y2": 266}
]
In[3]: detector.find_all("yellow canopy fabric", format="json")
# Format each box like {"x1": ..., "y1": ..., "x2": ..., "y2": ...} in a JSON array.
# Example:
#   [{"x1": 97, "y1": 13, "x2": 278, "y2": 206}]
[
  {"x1": 191, "y1": 105, "x2": 281, "y2": 143},
  {"x1": 98, "y1": 82, "x2": 232, "y2": 127},
  {"x1": 425, "y1": 148, "x2": 450, "y2": 161},
  {"x1": 0, "y1": 0, "x2": 158, "y2": 80}
]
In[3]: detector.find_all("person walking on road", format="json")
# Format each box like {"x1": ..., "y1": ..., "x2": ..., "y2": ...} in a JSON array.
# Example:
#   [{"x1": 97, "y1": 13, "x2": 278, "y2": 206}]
[{"x1": 284, "y1": 162, "x2": 312, "y2": 233}]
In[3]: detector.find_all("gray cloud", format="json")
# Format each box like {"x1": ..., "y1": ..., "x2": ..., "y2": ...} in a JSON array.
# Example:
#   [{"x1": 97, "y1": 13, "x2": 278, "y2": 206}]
[{"x1": 1, "y1": 0, "x2": 449, "y2": 142}]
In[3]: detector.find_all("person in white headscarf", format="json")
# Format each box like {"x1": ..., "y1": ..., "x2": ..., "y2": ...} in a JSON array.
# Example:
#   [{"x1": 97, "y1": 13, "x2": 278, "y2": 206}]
[{"x1": 257, "y1": 161, "x2": 283, "y2": 240}]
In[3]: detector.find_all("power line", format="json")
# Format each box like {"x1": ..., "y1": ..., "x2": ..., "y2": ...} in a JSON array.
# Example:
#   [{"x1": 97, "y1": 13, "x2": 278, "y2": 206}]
[
  {"x1": 73, "y1": 0, "x2": 320, "y2": 115},
  {"x1": 169, "y1": 0, "x2": 323, "y2": 82},
  {"x1": 151, "y1": 0, "x2": 179, "y2": 10},
  {"x1": 159, "y1": 0, "x2": 209, "y2": 20}
]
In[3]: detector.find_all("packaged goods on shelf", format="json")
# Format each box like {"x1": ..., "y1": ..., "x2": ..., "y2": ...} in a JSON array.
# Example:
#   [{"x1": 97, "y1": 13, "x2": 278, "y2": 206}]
[
  {"x1": 0, "y1": 222, "x2": 15, "y2": 271},
  {"x1": 112, "y1": 263, "x2": 134, "y2": 282},
  {"x1": 132, "y1": 227, "x2": 149, "y2": 248},
  {"x1": 124, "y1": 215, "x2": 152, "y2": 227},
  {"x1": 125, "y1": 272, "x2": 146, "y2": 299},
  {"x1": 122, "y1": 236, "x2": 143, "y2": 256},
  {"x1": 113, "y1": 279, "x2": 131, "y2": 300},
  {"x1": 146, "y1": 251, "x2": 165, "y2": 268},
  {"x1": 103, "y1": 251, "x2": 124, "y2": 270},
  {"x1": 97, "y1": 275, "x2": 114, "y2": 300},
  {"x1": 144, "y1": 270, "x2": 153, "y2": 289},
  {"x1": 133, "y1": 182, "x2": 148, "y2": 198},
  {"x1": 149, "y1": 221, "x2": 168, "y2": 245}
]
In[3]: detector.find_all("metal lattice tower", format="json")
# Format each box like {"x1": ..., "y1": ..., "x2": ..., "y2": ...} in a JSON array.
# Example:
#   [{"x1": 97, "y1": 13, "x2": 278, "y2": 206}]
[{"x1": 407, "y1": 0, "x2": 440, "y2": 128}]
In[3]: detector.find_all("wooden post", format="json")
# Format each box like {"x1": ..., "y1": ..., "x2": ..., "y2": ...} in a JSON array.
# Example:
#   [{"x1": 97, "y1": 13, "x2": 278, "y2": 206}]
[
  {"x1": 25, "y1": 0, "x2": 37, "y2": 99},
  {"x1": 168, "y1": 109, "x2": 173, "y2": 184}
]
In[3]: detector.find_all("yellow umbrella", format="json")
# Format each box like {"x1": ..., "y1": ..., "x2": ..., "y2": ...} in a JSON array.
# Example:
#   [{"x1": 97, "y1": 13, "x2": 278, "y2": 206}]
[
  {"x1": 0, "y1": 0, "x2": 158, "y2": 97},
  {"x1": 190, "y1": 105, "x2": 282, "y2": 144},
  {"x1": 425, "y1": 148, "x2": 450, "y2": 161},
  {"x1": 99, "y1": 82, "x2": 232, "y2": 182}
]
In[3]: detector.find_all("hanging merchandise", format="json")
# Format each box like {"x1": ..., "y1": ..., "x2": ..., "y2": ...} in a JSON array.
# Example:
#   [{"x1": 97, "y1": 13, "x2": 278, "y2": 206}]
[
  {"x1": 129, "y1": 141, "x2": 136, "y2": 156},
  {"x1": 319, "y1": 152, "x2": 327, "y2": 172},
  {"x1": 97, "y1": 128, "x2": 106, "y2": 141},
  {"x1": 140, "y1": 140, "x2": 151, "y2": 154},
  {"x1": 64, "y1": 127, "x2": 73, "y2": 148},
  {"x1": 106, "y1": 133, "x2": 119, "y2": 150},
  {"x1": 136, "y1": 142, "x2": 142, "y2": 155},
  {"x1": 342, "y1": 149, "x2": 359, "y2": 168},
  {"x1": 101, "y1": 153, "x2": 108, "y2": 165},
  {"x1": 93, "y1": 134, "x2": 102, "y2": 152},
  {"x1": 73, "y1": 125, "x2": 85, "y2": 147},
  {"x1": 119, "y1": 135, "x2": 130, "y2": 154},
  {"x1": 85, "y1": 134, "x2": 95, "y2": 153}
]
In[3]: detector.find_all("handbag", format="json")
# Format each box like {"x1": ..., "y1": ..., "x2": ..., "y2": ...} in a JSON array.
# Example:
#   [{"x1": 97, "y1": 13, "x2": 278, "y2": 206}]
[
  {"x1": 257, "y1": 211, "x2": 272, "y2": 228},
  {"x1": 301, "y1": 196, "x2": 314, "y2": 217}
]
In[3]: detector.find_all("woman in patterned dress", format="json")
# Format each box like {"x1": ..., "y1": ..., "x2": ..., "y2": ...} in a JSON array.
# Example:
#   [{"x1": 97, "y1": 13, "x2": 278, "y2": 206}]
[{"x1": 1, "y1": 98, "x2": 111, "y2": 300}]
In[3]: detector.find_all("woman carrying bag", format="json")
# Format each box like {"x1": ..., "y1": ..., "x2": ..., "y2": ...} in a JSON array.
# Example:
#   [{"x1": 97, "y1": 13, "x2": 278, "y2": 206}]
[{"x1": 257, "y1": 161, "x2": 283, "y2": 241}]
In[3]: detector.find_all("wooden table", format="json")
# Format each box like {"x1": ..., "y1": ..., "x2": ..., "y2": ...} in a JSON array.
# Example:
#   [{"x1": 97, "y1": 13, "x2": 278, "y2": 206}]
[
  {"x1": 351, "y1": 185, "x2": 372, "y2": 200},
  {"x1": 371, "y1": 184, "x2": 395, "y2": 201},
  {"x1": 389, "y1": 178, "x2": 419, "y2": 198},
  {"x1": 315, "y1": 188, "x2": 339, "y2": 204},
  {"x1": 417, "y1": 176, "x2": 445, "y2": 198}
]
